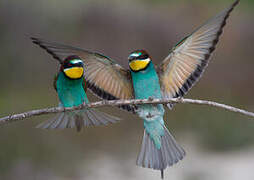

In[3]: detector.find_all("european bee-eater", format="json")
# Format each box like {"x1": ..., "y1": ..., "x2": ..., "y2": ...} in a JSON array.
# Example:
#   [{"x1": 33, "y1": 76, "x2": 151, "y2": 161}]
[
  {"x1": 31, "y1": 0, "x2": 239, "y2": 177},
  {"x1": 31, "y1": 43, "x2": 120, "y2": 131}
]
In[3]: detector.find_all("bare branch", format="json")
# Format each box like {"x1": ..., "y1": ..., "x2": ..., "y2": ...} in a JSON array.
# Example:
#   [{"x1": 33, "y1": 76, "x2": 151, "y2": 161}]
[{"x1": 0, "y1": 98, "x2": 253, "y2": 126}]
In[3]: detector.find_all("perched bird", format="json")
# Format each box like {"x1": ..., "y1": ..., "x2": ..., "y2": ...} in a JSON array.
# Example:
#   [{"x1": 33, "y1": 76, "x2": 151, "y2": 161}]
[
  {"x1": 32, "y1": 47, "x2": 120, "y2": 131},
  {"x1": 31, "y1": 0, "x2": 239, "y2": 177}
]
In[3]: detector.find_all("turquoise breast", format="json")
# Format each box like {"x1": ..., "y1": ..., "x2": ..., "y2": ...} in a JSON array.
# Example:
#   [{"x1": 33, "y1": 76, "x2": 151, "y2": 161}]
[
  {"x1": 56, "y1": 72, "x2": 88, "y2": 107},
  {"x1": 131, "y1": 62, "x2": 162, "y2": 99},
  {"x1": 131, "y1": 62, "x2": 164, "y2": 121}
]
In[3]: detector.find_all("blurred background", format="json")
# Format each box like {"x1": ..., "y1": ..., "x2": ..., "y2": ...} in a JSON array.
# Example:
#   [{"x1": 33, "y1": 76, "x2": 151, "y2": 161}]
[{"x1": 0, "y1": 0, "x2": 254, "y2": 179}]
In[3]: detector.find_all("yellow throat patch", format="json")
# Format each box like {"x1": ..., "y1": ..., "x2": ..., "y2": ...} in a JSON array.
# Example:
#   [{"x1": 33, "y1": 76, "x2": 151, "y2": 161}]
[
  {"x1": 129, "y1": 59, "x2": 150, "y2": 71},
  {"x1": 64, "y1": 67, "x2": 84, "y2": 79}
]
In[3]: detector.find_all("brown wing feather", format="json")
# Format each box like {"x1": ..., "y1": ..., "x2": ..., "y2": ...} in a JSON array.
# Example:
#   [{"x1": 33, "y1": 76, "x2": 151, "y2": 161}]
[
  {"x1": 31, "y1": 38, "x2": 135, "y2": 112},
  {"x1": 157, "y1": 0, "x2": 239, "y2": 108}
]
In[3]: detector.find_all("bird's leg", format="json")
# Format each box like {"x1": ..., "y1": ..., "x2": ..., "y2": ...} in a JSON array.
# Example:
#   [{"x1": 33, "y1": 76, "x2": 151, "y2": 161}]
[{"x1": 148, "y1": 97, "x2": 154, "y2": 101}]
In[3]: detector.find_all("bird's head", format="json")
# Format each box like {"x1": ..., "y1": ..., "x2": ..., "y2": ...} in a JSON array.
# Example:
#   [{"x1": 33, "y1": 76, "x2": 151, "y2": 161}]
[
  {"x1": 61, "y1": 55, "x2": 84, "y2": 79},
  {"x1": 128, "y1": 50, "x2": 151, "y2": 72}
]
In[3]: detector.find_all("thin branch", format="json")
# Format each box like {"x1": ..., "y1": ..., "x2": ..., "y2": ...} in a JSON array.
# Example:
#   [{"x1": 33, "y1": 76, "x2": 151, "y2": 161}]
[{"x1": 0, "y1": 98, "x2": 253, "y2": 126}]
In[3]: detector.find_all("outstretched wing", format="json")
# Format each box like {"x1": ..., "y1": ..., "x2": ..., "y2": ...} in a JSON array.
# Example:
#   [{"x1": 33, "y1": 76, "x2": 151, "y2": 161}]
[
  {"x1": 31, "y1": 38, "x2": 135, "y2": 112},
  {"x1": 157, "y1": 0, "x2": 239, "y2": 108}
]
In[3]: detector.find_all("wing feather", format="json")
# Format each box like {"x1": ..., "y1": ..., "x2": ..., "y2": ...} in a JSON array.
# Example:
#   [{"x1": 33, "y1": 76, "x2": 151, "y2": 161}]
[
  {"x1": 31, "y1": 38, "x2": 135, "y2": 112},
  {"x1": 157, "y1": 0, "x2": 239, "y2": 108}
]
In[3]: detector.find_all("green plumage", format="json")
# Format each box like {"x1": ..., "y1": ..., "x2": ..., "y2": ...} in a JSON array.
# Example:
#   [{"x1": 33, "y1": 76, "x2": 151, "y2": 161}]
[
  {"x1": 35, "y1": 57, "x2": 120, "y2": 131},
  {"x1": 131, "y1": 62, "x2": 165, "y2": 149},
  {"x1": 56, "y1": 71, "x2": 88, "y2": 107}
]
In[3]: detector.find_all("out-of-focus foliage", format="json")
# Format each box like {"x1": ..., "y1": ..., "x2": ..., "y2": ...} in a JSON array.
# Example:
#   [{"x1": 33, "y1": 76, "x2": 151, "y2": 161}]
[{"x1": 0, "y1": 0, "x2": 253, "y2": 179}]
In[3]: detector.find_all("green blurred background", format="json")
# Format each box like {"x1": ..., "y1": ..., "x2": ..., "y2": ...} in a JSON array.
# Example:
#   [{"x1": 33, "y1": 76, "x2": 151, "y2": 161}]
[{"x1": 0, "y1": 0, "x2": 253, "y2": 179}]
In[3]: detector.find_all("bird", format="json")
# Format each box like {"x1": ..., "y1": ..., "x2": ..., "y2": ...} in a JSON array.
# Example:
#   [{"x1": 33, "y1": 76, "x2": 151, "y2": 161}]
[
  {"x1": 31, "y1": 0, "x2": 239, "y2": 178},
  {"x1": 31, "y1": 45, "x2": 120, "y2": 132}
]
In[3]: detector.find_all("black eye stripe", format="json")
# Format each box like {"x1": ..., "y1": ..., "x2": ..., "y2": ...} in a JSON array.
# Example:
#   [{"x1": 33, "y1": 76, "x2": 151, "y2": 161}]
[
  {"x1": 63, "y1": 63, "x2": 69, "y2": 69},
  {"x1": 63, "y1": 63, "x2": 72, "y2": 69},
  {"x1": 129, "y1": 54, "x2": 149, "y2": 61},
  {"x1": 63, "y1": 62, "x2": 83, "y2": 69},
  {"x1": 139, "y1": 54, "x2": 149, "y2": 59}
]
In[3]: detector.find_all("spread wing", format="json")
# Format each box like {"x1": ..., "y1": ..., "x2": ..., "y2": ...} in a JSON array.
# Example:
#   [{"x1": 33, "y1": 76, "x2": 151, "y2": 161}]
[
  {"x1": 31, "y1": 38, "x2": 135, "y2": 112},
  {"x1": 157, "y1": 0, "x2": 239, "y2": 108}
]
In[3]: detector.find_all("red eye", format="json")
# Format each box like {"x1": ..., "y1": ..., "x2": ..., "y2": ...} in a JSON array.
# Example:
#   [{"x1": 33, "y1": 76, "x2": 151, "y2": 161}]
[
  {"x1": 139, "y1": 54, "x2": 149, "y2": 60},
  {"x1": 63, "y1": 62, "x2": 72, "y2": 69}
]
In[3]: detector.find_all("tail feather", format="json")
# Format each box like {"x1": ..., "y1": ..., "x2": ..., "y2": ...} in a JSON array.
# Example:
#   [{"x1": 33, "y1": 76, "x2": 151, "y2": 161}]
[
  {"x1": 74, "y1": 115, "x2": 83, "y2": 132},
  {"x1": 36, "y1": 113, "x2": 64, "y2": 129},
  {"x1": 57, "y1": 114, "x2": 69, "y2": 129},
  {"x1": 36, "y1": 109, "x2": 120, "y2": 131},
  {"x1": 51, "y1": 113, "x2": 65, "y2": 129},
  {"x1": 68, "y1": 115, "x2": 76, "y2": 129},
  {"x1": 136, "y1": 125, "x2": 185, "y2": 177},
  {"x1": 87, "y1": 110, "x2": 101, "y2": 126}
]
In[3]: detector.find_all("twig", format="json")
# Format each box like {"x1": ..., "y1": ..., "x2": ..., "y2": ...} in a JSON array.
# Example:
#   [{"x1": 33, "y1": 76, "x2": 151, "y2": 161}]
[{"x1": 0, "y1": 98, "x2": 253, "y2": 126}]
